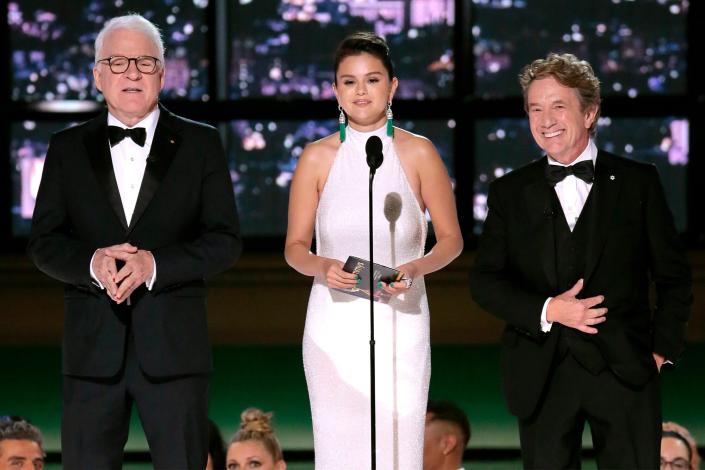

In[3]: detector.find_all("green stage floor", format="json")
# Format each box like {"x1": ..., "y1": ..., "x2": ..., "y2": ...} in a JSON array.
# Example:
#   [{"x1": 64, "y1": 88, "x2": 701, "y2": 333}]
[{"x1": 3, "y1": 344, "x2": 703, "y2": 466}]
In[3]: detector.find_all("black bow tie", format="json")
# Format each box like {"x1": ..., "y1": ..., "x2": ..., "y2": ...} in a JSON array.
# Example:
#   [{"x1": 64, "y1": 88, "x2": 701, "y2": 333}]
[
  {"x1": 108, "y1": 125, "x2": 147, "y2": 147},
  {"x1": 545, "y1": 160, "x2": 595, "y2": 186}
]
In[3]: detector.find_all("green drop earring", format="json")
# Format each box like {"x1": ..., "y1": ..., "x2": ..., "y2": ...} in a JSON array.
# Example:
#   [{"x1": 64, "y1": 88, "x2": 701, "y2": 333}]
[
  {"x1": 386, "y1": 101, "x2": 394, "y2": 137},
  {"x1": 339, "y1": 106, "x2": 346, "y2": 142}
]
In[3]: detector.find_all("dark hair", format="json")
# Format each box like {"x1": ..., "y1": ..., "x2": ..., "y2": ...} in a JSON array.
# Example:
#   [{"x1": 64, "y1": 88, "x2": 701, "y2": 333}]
[
  {"x1": 334, "y1": 31, "x2": 395, "y2": 83},
  {"x1": 0, "y1": 418, "x2": 44, "y2": 454},
  {"x1": 229, "y1": 408, "x2": 283, "y2": 462},
  {"x1": 518, "y1": 52, "x2": 601, "y2": 136},
  {"x1": 208, "y1": 419, "x2": 226, "y2": 470},
  {"x1": 427, "y1": 400, "x2": 471, "y2": 447}
]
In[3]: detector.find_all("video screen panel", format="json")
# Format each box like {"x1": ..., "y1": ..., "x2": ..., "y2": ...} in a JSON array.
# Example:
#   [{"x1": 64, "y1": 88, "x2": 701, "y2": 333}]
[
  {"x1": 8, "y1": 0, "x2": 210, "y2": 102},
  {"x1": 10, "y1": 119, "x2": 454, "y2": 238},
  {"x1": 10, "y1": 120, "x2": 79, "y2": 236},
  {"x1": 473, "y1": 117, "x2": 689, "y2": 234},
  {"x1": 229, "y1": 0, "x2": 454, "y2": 100},
  {"x1": 472, "y1": 0, "x2": 688, "y2": 98},
  {"x1": 227, "y1": 118, "x2": 455, "y2": 236}
]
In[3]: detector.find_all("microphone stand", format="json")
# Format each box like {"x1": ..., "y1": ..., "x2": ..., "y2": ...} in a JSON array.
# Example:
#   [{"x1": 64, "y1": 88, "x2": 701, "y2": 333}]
[
  {"x1": 364, "y1": 134, "x2": 382, "y2": 470},
  {"x1": 368, "y1": 168, "x2": 377, "y2": 470}
]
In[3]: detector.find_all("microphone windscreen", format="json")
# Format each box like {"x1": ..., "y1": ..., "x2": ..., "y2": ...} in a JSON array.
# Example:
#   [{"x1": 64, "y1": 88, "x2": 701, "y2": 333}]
[
  {"x1": 383, "y1": 192, "x2": 402, "y2": 223},
  {"x1": 365, "y1": 135, "x2": 384, "y2": 171}
]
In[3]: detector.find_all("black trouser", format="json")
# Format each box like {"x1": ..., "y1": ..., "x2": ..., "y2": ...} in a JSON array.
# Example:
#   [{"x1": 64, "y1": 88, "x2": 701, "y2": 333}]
[
  {"x1": 61, "y1": 333, "x2": 209, "y2": 470},
  {"x1": 518, "y1": 354, "x2": 661, "y2": 470}
]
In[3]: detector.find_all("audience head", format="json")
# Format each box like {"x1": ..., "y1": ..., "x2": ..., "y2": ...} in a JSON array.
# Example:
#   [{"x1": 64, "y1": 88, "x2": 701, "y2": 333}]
[
  {"x1": 423, "y1": 400, "x2": 471, "y2": 470},
  {"x1": 226, "y1": 408, "x2": 286, "y2": 470},
  {"x1": 206, "y1": 419, "x2": 226, "y2": 470},
  {"x1": 0, "y1": 417, "x2": 45, "y2": 470},
  {"x1": 662, "y1": 421, "x2": 700, "y2": 470}
]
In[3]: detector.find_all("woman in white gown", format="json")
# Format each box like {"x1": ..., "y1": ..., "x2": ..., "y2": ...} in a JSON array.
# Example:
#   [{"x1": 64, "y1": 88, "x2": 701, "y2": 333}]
[{"x1": 285, "y1": 32, "x2": 463, "y2": 469}]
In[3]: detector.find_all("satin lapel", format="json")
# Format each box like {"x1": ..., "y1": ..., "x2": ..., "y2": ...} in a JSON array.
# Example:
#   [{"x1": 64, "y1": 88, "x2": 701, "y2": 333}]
[
  {"x1": 85, "y1": 117, "x2": 128, "y2": 230},
  {"x1": 524, "y1": 159, "x2": 558, "y2": 291},
  {"x1": 126, "y1": 110, "x2": 181, "y2": 235},
  {"x1": 583, "y1": 152, "x2": 622, "y2": 283}
]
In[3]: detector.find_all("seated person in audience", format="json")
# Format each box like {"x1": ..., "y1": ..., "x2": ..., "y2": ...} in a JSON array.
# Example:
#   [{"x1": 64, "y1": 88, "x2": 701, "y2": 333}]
[
  {"x1": 207, "y1": 418, "x2": 226, "y2": 470},
  {"x1": 423, "y1": 400, "x2": 471, "y2": 470},
  {"x1": 226, "y1": 408, "x2": 286, "y2": 470},
  {"x1": 0, "y1": 417, "x2": 45, "y2": 470},
  {"x1": 662, "y1": 421, "x2": 701, "y2": 470}
]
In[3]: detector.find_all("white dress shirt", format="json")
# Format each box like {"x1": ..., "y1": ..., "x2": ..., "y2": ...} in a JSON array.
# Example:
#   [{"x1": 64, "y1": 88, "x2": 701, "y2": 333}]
[
  {"x1": 108, "y1": 109, "x2": 160, "y2": 225},
  {"x1": 90, "y1": 108, "x2": 160, "y2": 291},
  {"x1": 540, "y1": 139, "x2": 597, "y2": 332}
]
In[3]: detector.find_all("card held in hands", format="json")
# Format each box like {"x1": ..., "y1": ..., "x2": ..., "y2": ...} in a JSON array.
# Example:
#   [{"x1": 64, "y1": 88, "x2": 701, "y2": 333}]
[{"x1": 334, "y1": 256, "x2": 404, "y2": 304}]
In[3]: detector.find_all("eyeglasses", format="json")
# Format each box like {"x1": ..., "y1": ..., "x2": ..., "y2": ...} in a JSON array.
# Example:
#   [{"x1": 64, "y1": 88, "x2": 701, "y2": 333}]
[
  {"x1": 97, "y1": 55, "x2": 161, "y2": 74},
  {"x1": 660, "y1": 457, "x2": 691, "y2": 470}
]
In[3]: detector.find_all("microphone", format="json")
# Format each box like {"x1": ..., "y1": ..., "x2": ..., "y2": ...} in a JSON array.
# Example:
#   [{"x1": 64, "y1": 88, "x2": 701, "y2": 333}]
[
  {"x1": 543, "y1": 208, "x2": 555, "y2": 219},
  {"x1": 383, "y1": 192, "x2": 402, "y2": 225},
  {"x1": 365, "y1": 135, "x2": 384, "y2": 175},
  {"x1": 384, "y1": 192, "x2": 403, "y2": 268}
]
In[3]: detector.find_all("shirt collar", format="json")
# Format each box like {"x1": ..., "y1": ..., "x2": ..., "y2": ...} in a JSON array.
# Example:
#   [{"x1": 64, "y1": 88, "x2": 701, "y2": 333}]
[
  {"x1": 547, "y1": 138, "x2": 597, "y2": 167},
  {"x1": 107, "y1": 107, "x2": 160, "y2": 148}
]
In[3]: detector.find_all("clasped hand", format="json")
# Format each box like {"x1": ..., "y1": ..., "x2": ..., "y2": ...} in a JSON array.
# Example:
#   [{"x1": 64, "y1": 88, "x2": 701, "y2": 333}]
[
  {"x1": 91, "y1": 243, "x2": 154, "y2": 304},
  {"x1": 546, "y1": 279, "x2": 607, "y2": 334},
  {"x1": 322, "y1": 258, "x2": 416, "y2": 296}
]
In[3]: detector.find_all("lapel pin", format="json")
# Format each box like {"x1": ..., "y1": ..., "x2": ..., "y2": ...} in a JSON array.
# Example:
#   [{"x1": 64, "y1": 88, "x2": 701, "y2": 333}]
[
  {"x1": 170, "y1": 139, "x2": 175, "y2": 144},
  {"x1": 610, "y1": 175, "x2": 615, "y2": 180}
]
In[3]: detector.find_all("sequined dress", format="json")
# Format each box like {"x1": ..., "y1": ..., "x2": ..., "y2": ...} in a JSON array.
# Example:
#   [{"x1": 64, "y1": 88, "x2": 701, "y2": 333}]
[{"x1": 303, "y1": 125, "x2": 430, "y2": 469}]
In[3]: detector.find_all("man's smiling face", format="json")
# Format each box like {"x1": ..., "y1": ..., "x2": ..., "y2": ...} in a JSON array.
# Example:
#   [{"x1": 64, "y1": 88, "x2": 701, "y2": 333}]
[{"x1": 526, "y1": 75, "x2": 597, "y2": 164}]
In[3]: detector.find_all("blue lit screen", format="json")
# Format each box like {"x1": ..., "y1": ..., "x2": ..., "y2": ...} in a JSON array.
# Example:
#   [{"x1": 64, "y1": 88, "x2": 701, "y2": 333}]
[
  {"x1": 228, "y1": 118, "x2": 455, "y2": 236},
  {"x1": 9, "y1": 0, "x2": 210, "y2": 101},
  {"x1": 473, "y1": 117, "x2": 688, "y2": 234},
  {"x1": 229, "y1": 0, "x2": 455, "y2": 100},
  {"x1": 472, "y1": 0, "x2": 688, "y2": 98},
  {"x1": 10, "y1": 119, "x2": 454, "y2": 238}
]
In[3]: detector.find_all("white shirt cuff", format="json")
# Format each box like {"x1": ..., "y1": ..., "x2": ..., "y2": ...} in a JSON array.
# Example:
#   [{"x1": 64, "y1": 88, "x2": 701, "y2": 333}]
[
  {"x1": 89, "y1": 250, "x2": 105, "y2": 290},
  {"x1": 540, "y1": 297, "x2": 553, "y2": 332},
  {"x1": 145, "y1": 252, "x2": 156, "y2": 290}
]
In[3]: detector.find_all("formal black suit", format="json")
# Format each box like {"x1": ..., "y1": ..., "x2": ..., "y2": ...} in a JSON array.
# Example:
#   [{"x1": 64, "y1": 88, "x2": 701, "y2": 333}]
[
  {"x1": 470, "y1": 150, "x2": 692, "y2": 468},
  {"x1": 28, "y1": 105, "x2": 241, "y2": 469}
]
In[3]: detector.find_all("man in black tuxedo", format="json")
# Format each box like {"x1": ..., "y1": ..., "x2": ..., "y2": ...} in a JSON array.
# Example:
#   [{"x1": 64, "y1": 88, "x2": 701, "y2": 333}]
[
  {"x1": 28, "y1": 14, "x2": 241, "y2": 469},
  {"x1": 470, "y1": 53, "x2": 692, "y2": 469}
]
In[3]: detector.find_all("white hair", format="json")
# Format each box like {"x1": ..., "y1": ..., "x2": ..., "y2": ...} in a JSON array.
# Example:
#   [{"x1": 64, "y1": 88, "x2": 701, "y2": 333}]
[{"x1": 94, "y1": 13, "x2": 165, "y2": 65}]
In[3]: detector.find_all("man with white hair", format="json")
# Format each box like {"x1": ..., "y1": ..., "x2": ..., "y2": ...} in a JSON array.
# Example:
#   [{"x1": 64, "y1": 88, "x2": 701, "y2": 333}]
[{"x1": 28, "y1": 13, "x2": 241, "y2": 468}]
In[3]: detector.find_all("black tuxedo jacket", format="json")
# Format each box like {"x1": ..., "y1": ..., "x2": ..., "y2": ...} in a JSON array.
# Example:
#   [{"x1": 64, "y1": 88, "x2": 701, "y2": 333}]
[
  {"x1": 470, "y1": 150, "x2": 691, "y2": 419},
  {"x1": 28, "y1": 105, "x2": 242, "y2": 378}
]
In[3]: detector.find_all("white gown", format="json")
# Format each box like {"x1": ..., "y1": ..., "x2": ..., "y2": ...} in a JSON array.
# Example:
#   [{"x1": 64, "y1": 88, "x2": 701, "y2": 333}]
[{"x1": 303, "y1": 124, "x2": 430, "y2": 469}]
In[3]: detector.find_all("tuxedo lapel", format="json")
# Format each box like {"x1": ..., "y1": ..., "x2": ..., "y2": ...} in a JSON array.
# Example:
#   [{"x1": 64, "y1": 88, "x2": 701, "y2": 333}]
[
  {"x1": 583, "y1": 151, "x2": 622, "y2": 283},
  {"x1": 126, "y1": 106, "x2": 182, "y2": 235},
  {"x1": 524, "y1": 159, "x2": 558, "y2": 291},
  {"x1": 84, "y1": 114, "x2": 129, "y2": 230}
]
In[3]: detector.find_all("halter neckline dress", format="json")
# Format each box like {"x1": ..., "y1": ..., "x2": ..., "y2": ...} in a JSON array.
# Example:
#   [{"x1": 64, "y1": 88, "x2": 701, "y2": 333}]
[{"x1": 303, "y1": 124, "x2": 430, "y2": 469}]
